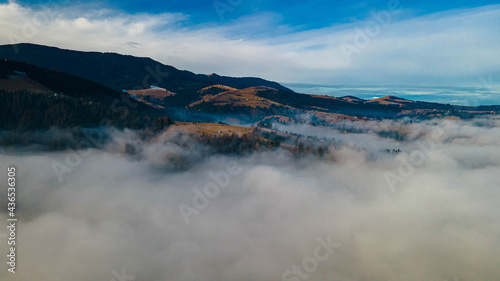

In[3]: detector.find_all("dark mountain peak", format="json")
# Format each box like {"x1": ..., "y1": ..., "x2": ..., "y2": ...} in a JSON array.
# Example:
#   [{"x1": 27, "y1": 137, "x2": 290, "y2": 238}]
[{"x1": 0, "y1": 43, "x2": 293, "y2": 93}]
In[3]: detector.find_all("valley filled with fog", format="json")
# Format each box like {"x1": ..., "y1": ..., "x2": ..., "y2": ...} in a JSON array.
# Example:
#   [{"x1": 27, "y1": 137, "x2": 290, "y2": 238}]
[{"x1": 1, "y1": 117, "x2": 499, "y2": 281}]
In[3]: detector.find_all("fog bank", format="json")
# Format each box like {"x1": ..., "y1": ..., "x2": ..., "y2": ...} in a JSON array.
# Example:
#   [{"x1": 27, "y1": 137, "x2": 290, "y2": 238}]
[{"x1": 0, "y1": 118, "x2": 499, "y2": 281}]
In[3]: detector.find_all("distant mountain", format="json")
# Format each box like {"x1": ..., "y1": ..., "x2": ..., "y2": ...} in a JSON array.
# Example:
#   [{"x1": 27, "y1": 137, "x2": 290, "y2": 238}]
[
  {"x1": 187, "y1": 86, "x2": 500, "y2": 122},
  {"x1": 0, "y1": 43, "x2": 293, "y2": 94}
]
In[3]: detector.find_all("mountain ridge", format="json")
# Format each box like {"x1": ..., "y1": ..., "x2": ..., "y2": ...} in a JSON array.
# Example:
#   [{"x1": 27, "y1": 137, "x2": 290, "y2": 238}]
[{"x1": 0, "y1": 43, "x2": 293, "y2": 93}]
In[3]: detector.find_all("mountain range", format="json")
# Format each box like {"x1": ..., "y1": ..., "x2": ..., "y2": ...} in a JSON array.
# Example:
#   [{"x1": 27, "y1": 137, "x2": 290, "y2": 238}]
[
  {"x1": 1, "y1": 43, "x2": 499, "y2": 133},
  {"x1": 0, "y1": 43, "x2": 292, "y2": 93}
]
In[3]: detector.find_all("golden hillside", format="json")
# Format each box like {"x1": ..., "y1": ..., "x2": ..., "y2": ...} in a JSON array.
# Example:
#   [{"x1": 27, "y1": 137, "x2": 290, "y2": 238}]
[{"x1": 189, "y1": 86, "x2": 282, "y2": 109}]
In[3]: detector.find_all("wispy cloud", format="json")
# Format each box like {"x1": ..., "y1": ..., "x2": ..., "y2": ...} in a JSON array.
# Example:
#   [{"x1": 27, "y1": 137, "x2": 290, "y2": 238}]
[{"x1": 1, "y1": 1, "x2": 500, "y2": 86}]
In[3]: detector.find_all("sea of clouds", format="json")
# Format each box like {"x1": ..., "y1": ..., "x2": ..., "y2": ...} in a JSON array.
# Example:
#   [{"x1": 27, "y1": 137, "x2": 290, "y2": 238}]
[
  {"x1": 284, "y1": 84, "x2": 500, "y2": 106},
  {"x1": 0, "y1": 117, "x2": 499, "y2": 281}
]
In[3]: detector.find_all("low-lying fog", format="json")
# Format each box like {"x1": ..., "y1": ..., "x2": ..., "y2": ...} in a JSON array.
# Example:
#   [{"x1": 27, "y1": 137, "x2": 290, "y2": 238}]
[{"x1": 1, "y1": 117, "x2": 499, "y2": 281}]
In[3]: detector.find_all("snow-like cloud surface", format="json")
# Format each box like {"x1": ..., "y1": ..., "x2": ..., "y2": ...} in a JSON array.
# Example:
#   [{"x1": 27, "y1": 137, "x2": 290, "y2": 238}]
[{"x1": 1, "y1": 118, "x2": 500, "y2": 280}]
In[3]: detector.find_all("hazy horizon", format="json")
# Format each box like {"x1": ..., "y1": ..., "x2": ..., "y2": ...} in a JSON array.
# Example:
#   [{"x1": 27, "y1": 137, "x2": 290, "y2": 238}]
[{"x1": 284, "y1": 83, "x2": 500, "y2": 106}]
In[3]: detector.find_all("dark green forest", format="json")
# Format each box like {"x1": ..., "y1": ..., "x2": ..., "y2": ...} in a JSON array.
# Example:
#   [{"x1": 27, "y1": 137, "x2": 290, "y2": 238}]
[{"x1": 0, "y1": 90, "x2": 174, "y2": 131}]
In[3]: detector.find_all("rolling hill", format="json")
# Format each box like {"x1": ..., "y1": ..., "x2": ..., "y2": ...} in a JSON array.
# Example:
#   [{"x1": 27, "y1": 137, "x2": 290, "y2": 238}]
[
  {"x1": 190, "y1": 86, "x2": 282, "y2": 109},
  {"x1": 186, "y1": 86, "x2": 500, "y2": 122}
]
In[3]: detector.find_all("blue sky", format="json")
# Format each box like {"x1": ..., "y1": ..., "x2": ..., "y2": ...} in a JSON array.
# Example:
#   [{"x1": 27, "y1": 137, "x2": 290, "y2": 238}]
[
  {"x1": 3, "y1": 0, "x2": 497, "y2": 31},
  {"x1": 1, "y1": 0, "x2": 500, "y2": 96},
  {"x1": 9, "y1": 0, "x2": 499, "y2": 28}
]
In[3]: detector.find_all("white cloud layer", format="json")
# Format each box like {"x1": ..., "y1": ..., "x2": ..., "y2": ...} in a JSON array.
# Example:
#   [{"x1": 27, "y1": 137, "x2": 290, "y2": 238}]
[
  {"x1": 1, "y1": 1, "x2": 500, "y2": 86},
  {"x1": 0, "y1": 118, "x2": 500, "y2": 280}
]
